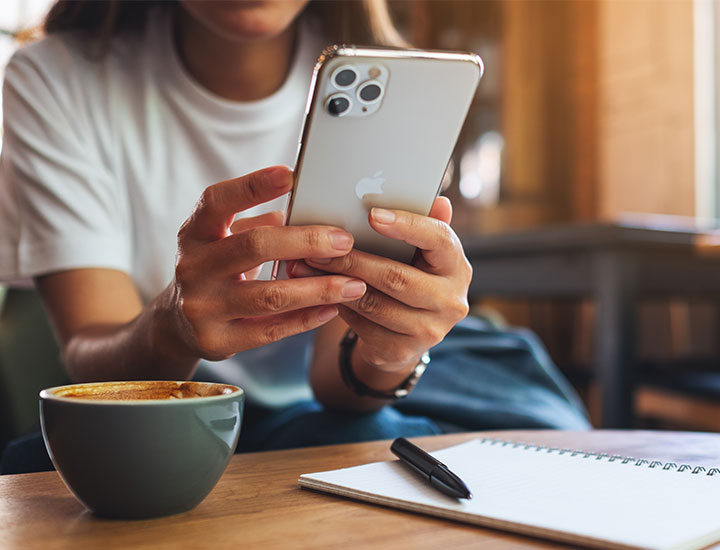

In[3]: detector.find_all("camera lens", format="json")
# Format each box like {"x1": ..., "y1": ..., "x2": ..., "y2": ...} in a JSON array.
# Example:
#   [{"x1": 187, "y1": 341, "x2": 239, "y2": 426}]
[
  {"x1": 326, "y1": 93, "x2": 351, "y2": 116},
  {"x1": 357, "y1": 81, "x2": 383, "y2": 103},
  {"x1": 332, "y1": 66, "x2": 357, "y2": 88}
]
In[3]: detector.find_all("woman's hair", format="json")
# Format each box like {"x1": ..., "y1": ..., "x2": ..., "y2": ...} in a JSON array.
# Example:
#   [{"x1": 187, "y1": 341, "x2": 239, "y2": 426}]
[{"x1": 44, "y1": 0, "x2": 407, "y2": 50}]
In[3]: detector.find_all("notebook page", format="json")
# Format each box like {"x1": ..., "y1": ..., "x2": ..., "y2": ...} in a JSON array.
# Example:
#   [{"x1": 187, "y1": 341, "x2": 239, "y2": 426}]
[{"x1": 299, "y1": 439, "x2": 720, "y2": 550}]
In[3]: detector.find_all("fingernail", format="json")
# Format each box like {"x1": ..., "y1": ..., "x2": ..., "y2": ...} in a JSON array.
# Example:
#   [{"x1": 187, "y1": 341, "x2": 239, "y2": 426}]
[
  {"x1": 318, "y1": 306, "x2": 338, "y2": 322},
  {"x1": 371, "y1": 208, "x2": 395, "y2": 224},
  {"x1": 268, "y1": 166, "x2": 292, "y2": 189},
  {"x1": 308, "y1": 257, "x2": 331, "y2": 265},
  {"x1": 291, "y1": 262, "x2": 314, "y2": 277},
  {"x1": 330, "y1": 231, "x2": 353, "y2": 250},
  {"x1": 342, "y1": 280, "x2": 366, "y2": 299}
]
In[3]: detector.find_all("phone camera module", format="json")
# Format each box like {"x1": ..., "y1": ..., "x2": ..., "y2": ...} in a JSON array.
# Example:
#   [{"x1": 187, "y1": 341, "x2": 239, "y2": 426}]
[
  {"x1": 326, "y1": 93, "x2": 351, "y2": 116},
  {"x1": 357, "y1": 81, "x2": 383, "y2": 104},
  {"x1": 332, "y1": 66, "x2": 357, "y2": 89}
]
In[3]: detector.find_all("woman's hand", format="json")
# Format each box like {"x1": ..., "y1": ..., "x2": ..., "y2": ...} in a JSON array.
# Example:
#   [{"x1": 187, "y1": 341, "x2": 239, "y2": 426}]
[
  {"x1": 300, "y1": 196, "x2": 471, "y2": 375},
  {"x1": 167, "y1": 165, "x2": 367, "y2": 362}
]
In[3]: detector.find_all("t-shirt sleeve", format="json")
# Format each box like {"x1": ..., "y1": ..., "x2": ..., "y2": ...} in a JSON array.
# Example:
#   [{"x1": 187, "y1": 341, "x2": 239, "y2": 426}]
[{"x1": 0, "y1": 46, "x2": 131, "y2": 281}]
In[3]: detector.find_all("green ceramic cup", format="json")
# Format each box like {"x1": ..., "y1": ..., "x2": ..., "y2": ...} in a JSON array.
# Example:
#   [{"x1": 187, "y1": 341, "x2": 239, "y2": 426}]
[{"x1": 40, "y1": 380, "x2": 244, "y2": 519}]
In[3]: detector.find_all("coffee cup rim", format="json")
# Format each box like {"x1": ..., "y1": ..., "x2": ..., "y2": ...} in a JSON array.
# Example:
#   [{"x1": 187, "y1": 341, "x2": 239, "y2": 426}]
[{"x1": 40, "y1": 380, "x2": 244, "y2": 405}]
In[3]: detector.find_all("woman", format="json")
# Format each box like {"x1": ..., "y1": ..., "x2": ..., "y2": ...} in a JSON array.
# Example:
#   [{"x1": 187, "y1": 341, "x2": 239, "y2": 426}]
[{"x1": 0, "y1": 0, "x2": 589, "y2": 472}]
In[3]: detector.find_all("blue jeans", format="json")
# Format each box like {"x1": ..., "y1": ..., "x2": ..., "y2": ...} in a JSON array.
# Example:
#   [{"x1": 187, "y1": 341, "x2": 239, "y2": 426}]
[
  {"x1": 1, "y1": 317, "x2": 590, "y2": 474},
  {"x1": 1, "y1": 403, "x2": 443, "y2": 474}
]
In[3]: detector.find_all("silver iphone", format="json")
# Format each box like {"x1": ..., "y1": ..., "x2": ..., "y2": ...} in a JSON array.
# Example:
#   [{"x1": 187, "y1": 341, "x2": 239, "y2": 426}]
[{"x1": 275, "y1": 45, "x2": 483, "y2": 278}]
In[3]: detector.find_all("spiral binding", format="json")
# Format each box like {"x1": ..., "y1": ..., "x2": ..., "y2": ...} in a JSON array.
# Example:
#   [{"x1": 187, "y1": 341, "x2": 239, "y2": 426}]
[{"x1": 478, "y1": 437, "x2": 720, "y2": 476}]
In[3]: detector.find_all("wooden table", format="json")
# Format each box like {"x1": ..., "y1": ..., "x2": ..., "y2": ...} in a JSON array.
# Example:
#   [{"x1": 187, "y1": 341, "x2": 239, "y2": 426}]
[
  {"x1": 2, "y1": 430, "x2": 720, "y2": 550},
  {"x1": 462, "y1": 221, "x2": 720, "y2": 428}
]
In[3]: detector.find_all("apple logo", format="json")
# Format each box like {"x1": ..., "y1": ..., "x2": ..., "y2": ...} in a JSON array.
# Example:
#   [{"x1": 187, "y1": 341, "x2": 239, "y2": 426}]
[{"x1": 355, "y1": 171, "x2": 386, "y2": 200}]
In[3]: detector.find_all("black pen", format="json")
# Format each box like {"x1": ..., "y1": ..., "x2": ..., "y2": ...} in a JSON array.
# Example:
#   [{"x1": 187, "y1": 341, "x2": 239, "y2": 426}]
[{"x1": 390, "y1": 437, "x2": 473, "y2": 500}]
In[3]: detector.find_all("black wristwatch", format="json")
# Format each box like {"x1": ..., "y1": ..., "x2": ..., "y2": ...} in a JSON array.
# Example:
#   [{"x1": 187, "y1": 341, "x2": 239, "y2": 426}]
[{"x1": 339, "y1": 328, "x2": 430, "y2": 399}]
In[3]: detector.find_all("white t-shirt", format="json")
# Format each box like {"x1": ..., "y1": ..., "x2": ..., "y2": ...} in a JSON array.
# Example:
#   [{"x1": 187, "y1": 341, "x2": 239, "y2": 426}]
[{"x1": 0, "y1": 8, "x2": 327, "y2": 407}]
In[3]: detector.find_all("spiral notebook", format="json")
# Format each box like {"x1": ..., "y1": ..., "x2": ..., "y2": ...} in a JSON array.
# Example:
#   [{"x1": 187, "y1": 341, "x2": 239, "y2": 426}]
[{"x1": 299, "y1": 438, "x2": 720, "y2": 550}]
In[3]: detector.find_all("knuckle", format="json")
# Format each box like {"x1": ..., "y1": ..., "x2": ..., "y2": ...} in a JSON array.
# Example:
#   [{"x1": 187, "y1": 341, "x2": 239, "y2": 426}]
[
  {"x1": 240, "y1": 227, "x2": 265, "y2": 259},
  {"x1": 298, "y1": 308, "x2": 316, "y2": 332},
  {"x1": 339, "y1": 251, "x2": 356, "y2": 272},
  {"x1": 261, "y1": 320, "x2": 289, "y2": 346},
  {"x1": 177, "y1": 218, "x2": 193, "y2": 243},
  {"x1": 457, "y1": 298, "x2": 470, "y2": 319},
  {"x1": 194, "y1": 329, "x2": 221, "y2": 357},
  {"x1": 327, "y1": 251, "x2": 354, "y2": 272},
  {"x1": 445, "y1": 297, "x2": 469, "y2": 325},
  {"x1": 355, "y1": 290, "x2": 382, "y2": 315},
  {"x1": 200, "y1": 185, "x2": 220, "y2": 210},
  {"x1": 464, "y1": 257, "x2": 473, "y2": 281},
  {"x1": 174, "y1": 258, "x2": 193, "y2": 286},
  {"x1": 259, "y1": 285, "x2": 289, "y2": 313},
  {"x1": 303, "y1": 229, "x2": 323, "y2": 251},
  {"x1": 436, "y1": 220, "x2": 455, "y2": 245},
  {"x1": 381, "y1": 264, "x2": 410, "y2": 293},
  {"x1": 179, "y1": 296, "x2": 203, "y2": 323},
  {"x1": 404, "y1": 213, "x2": 420, "y2": 231},
  {"x1": 319, "y1": 280, "x2": 337, "y2": 304}
]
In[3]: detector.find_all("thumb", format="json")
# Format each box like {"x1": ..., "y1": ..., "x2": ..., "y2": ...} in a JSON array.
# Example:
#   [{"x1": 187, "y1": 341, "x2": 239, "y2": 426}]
[{"x1": 428, "y1": 196, "x2": 452, "y2": 224}]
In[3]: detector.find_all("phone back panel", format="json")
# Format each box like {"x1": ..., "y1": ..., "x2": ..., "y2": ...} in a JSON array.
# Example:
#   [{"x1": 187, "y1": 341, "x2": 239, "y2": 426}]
[{"x1": 287, "y1": 47, "x2": 483, "y2": 264}]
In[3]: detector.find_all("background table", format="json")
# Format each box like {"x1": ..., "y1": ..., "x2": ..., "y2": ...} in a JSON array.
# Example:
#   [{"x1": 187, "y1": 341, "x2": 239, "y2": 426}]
[
  {"x1": 462, "y1": 221, "x2": 720, "y2": 428},
  {"x1": 2, "y1": 430, "x2": 720, "y2": 550}
]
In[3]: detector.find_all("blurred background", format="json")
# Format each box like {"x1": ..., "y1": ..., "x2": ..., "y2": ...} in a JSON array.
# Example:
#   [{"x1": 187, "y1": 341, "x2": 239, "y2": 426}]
[
  {"x1": 1, "y1": 0, "x2": 719, "y2": 451},
  {"x1": 386, "y1": 0, "x2": 720, "y2": 433}
]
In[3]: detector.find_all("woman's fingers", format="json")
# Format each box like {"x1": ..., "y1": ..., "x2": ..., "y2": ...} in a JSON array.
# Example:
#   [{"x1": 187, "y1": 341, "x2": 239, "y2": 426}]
[
  {"x1": 177, "y1": 275, "x2": 367, "y2": 360},
  {"x1": 301, "y1": 200, "x2": 471, "y2": 371},
  {"x1": 228, "y1": 212, "x2": 286, "y2": 280},
  {"x1": 203, "y1": 224, "x2": 355, "y2": 275},
  {"x1": 340, "y1": 286, "x2": 444, "y2": 337},
  {"x1": 173, "y1": 173, "x2": 468, "y2": 362},
  {"x1": 306, "y1": 249, "x2": 442, "y2": 309},
  {"x1": 180, "y1": 166, "x2": 293, "y2": 242},
  {"x1": 288, "y1": 260, "x2": 324, "y2": 278},
  {"x1": 229, "y1": 211, "x2": 284, "y2": 234},
  {"x1": 220, "y1": 276, "x2": 367, "y2": 317},
  {"x1": 218, "y1": 305, "x2": 341, "y2": 356},
  {"x1": 367, "y1": 206, "x2": 464, "y2": 274}
]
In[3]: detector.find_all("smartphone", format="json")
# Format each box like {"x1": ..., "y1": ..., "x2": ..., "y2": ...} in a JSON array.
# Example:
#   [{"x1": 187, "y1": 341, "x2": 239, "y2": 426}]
[{"x1": 275, "y1": 45, "x2": 483, "y2": 278}]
